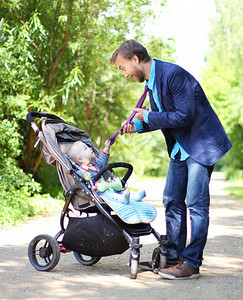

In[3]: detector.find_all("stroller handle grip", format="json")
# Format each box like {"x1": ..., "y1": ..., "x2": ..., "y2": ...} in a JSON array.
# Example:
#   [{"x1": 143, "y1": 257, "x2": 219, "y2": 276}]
[
  {"x1": 26, "y1": 112, "x2": 64, "y2": 134},
  {"x1": 93, "y1": 162, "x2": 133, "y2": 187}
]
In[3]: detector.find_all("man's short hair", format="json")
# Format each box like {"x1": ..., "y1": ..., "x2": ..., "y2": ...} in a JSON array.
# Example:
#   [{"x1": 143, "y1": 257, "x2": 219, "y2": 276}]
[{"x1": 110, "y1": 39, "x2": 151, "y2": 64}]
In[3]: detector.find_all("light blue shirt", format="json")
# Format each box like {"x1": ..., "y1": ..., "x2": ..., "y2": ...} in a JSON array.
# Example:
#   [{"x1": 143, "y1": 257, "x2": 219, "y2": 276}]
[{"x1": 133, "y1": 59, "x2": 190, "y2": 161}]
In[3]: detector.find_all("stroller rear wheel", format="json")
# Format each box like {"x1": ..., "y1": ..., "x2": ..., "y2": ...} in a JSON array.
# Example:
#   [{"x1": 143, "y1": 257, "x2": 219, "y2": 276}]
[
  {"x1": 151, "y1": 246, "x2": 167, "y2": 273},
  {"x1": 73, "y1": 252, "x2": 101, "y2": 266},
  {"x1": 28, "y1": 234, "x2": 60, "y2": 271}
]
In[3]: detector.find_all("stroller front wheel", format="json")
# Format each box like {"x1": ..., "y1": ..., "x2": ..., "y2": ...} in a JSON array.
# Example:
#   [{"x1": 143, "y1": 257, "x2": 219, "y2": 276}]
[
  {"x1": 130, "y1": 258, "x2": 138, "y2": 279},
  {"x1": 28, "y1": 234, "x2": 60, "y2": 271},
  {"x1": 73, "y1": 252, "x2": 101, "y2": 266}
]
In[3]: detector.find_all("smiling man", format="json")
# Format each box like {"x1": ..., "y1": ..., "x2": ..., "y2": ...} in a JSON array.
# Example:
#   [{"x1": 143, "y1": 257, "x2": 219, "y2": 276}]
[
  {"x1": 110, "y1": 39, "x2": 232, "y2": 280},
  {"x1": 114, "y1": 51, "x2": 151, "y2": 82}
]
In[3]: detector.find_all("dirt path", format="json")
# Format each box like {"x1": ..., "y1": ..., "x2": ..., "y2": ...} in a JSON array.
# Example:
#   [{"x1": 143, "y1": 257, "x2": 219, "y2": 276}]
[{"x1": 0, "y1": 172, "x2": 242, "y2": 300}]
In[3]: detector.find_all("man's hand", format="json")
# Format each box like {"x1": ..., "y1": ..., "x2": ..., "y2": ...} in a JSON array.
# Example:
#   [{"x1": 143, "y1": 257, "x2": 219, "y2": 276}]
[
  {"x1": 120, "y1": 106, "x2": 148, "y2": 135},
  {"x1": 120, "y1": 122, "x2": 135, "y2": 135},
  {"x1": 134, "y1": 108, "x2": 145, "y2": 121}
]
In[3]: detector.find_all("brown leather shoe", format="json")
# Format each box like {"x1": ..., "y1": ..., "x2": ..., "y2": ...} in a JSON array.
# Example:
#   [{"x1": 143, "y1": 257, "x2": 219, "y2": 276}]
[{"x1": 158, "y1": 259, "x2": 200, "y2": 280}]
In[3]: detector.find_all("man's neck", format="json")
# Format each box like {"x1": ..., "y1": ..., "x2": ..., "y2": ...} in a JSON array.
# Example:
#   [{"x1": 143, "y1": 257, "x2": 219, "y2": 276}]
[{"x1": 143, "y1": 59, "x2": 152, "y2": 81}]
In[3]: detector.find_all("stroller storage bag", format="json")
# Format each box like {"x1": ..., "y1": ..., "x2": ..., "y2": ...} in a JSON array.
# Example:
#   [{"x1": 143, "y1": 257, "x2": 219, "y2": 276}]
[{"x1": 62, "y1": 214, "x2": 129, "y2": 257}]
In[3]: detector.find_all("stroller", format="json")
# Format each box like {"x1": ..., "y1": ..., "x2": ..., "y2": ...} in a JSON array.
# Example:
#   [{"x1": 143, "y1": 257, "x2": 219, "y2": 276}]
[{"x1": 27, "y1": 112, "x2": 168, "y2": 279}]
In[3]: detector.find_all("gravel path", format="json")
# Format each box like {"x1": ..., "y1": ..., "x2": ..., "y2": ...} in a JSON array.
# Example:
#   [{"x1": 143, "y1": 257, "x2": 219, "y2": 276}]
[{"x1": 0, "y1": 172, "x2": 242, "y2": 300}]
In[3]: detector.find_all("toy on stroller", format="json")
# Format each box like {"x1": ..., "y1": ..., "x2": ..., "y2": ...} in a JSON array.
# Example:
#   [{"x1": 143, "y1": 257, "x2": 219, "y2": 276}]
[{"x1": 27, "y1": 112, "x2": 168, "y2": 279}]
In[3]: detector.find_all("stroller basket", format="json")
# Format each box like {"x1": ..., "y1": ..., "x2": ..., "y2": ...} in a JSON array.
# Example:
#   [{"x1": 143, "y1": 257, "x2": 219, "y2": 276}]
[
  {"x1": 27, "y1": 112, "x2": 168, "y2": 279},
  {"x1": 62, "y1": 214, "x2": 129, "y2": 257}
]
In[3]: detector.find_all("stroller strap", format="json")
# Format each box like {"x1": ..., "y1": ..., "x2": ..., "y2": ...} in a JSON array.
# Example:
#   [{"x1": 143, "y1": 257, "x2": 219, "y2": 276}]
[{"x1": 109, "y1": 86, "x2": 149, "y2": 145}]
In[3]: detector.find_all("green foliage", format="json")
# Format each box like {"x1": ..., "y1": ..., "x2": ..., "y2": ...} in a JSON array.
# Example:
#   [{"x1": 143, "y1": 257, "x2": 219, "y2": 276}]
[
  {"x1": 145, "y1": 35, "x2": 176, "y2": 63},
  {"x1": 201, "y1": 0, "x2": 243, "y2": 175},
  {"x1": 0, "y1": 185, "x2": 63, "y2": 228},
  {"x1": 0, "y1": 163, "x2": 38, "y2": 227},
  {"x1": 0, "y1": 0, "x2": 176, "y2": 226},
  {"x1": 110, "y1": 130, "x2": 169, "y2": 177},
  {"x1": 226, "y1": 170, "x2": 243, "y2": 201},
  {"x1": 0, "y1": 94, "x2": 54, "y2": 228},
  {"x1": 0, "y1": 95, "x2": 27, "y2": 166},
  {"x1": 36, "y1": 161, "x2": 63, "y2": 197}
]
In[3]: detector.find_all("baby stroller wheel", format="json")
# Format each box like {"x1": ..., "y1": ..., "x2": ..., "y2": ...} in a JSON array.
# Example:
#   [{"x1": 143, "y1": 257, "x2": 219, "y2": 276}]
[
  {"x1": 28, "y1": 234, "x2": 60, "y2": 271},
  {"x1": 151, "y1": 247, "x2": 167, "y2": 273},
  {"x1": 130, "y1": 258, "x2": 138, "y2": 279},
  {"x1": 73, "y1": 252, "x2": 101, "y2": 266},
  {"x1": 129, "y1": 237, "x2": 140, "y2": 279}
]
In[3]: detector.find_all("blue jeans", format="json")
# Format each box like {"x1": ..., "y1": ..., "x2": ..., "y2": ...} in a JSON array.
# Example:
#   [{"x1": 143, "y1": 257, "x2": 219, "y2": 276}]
[{"x1": 163, "y1": 156, "x2": 214, "y2": 269}]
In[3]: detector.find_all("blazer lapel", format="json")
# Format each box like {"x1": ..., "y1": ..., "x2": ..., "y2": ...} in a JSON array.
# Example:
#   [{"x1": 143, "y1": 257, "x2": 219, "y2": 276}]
[{"x1": 154, "y1": 60, "x2": 165, "y2": 111}]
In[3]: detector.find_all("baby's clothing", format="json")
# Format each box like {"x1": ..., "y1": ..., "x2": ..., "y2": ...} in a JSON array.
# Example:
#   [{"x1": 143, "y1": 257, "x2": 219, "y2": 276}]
[
  {"x1": 75, "y1": 151, "x2": 145, "y2": 204},
  {"x1": 76, "y1": 151, "x2": 110, "y2": 179}
]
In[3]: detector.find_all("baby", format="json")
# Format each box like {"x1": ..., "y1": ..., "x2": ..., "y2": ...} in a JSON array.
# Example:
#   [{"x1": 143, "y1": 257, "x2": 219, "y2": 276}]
[{"x1": 66, "y1": 140, "x2": 146, "y2": 204}]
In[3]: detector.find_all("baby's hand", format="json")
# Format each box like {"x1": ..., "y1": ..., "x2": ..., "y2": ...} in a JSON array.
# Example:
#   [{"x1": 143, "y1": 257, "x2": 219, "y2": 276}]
[{"x1": 103, "y1": 140, "x2": 111, "y2": 154}]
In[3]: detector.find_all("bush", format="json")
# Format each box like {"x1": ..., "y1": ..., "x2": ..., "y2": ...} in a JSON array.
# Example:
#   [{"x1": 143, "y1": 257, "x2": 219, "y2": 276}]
[
  {"x1": 0, "y1": 160, "x2": 63, "y2": 228},
  {"x1": 0, "y1": 192, "x2": 63, "y2": 228}
]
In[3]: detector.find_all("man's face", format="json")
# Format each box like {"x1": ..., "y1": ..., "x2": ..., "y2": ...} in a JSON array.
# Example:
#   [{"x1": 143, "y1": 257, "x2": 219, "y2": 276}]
[{"x1": 115, "y1": 54, "x2": 145, "y2": 83}]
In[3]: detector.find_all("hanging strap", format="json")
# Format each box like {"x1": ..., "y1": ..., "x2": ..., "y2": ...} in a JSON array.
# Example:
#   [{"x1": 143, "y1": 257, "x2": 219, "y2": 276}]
[{"x1": 109, "y1": 86, "x2": 149, "y2": 145}]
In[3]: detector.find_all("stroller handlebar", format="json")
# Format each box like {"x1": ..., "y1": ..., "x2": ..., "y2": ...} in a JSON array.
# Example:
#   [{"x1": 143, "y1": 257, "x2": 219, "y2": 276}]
[
  {"x1": 26, "y1": 112, "x2": 64, "y2": 134},
  {"x1": 93, "y1": 162, "x2": 133, "y2": 187}
]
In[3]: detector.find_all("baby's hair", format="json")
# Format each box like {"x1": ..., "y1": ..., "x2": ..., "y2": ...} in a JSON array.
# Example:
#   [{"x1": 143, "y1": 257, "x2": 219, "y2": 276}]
[{"x1": 66, "y1": 141, "x2": 85, "y2": 165}]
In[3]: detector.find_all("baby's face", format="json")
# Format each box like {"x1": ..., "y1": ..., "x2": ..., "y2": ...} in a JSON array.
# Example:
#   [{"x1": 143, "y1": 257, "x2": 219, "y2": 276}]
[{"x1": 76, "y1": 142, "x2": 96, "y2": 163}]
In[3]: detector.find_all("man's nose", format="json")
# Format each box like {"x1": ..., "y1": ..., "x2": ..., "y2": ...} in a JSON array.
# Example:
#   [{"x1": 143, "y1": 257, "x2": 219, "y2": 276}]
[{"x1": 123, "y1": 71, "x2": 129, "y2": 78}]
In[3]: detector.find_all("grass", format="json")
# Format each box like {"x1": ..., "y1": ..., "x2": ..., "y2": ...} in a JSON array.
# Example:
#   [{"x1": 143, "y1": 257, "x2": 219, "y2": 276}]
[
  {"x1": 226, "y1": 170, "x2": 243, "y2": 202},
  {"x1": 226, "y1": 181, "x2": 243, "y2": 202}
]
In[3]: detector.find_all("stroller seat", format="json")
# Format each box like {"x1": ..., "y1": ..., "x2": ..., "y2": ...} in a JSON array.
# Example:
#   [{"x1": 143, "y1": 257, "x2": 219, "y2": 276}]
[{"x1": 112, "y1": 215, "x2": 153, "y2": 236}]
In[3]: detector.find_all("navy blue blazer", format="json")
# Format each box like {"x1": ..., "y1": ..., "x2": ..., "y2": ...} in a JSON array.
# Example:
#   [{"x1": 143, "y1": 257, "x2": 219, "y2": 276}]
[{"x1": 142, "y1": 59, "x2": 232, "y2": 166}]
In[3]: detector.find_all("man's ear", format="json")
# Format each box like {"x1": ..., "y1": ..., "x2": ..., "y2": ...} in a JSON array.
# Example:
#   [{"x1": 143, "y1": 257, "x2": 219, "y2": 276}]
[{"x1": 132, "y1": 55, "x2": 140, "y2": 64}]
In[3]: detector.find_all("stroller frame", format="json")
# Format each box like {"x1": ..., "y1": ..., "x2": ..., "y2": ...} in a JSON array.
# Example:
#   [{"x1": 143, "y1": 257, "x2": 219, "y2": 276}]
[{"x1": 27, "y1": 112, "x2": 168, "y2": 279}]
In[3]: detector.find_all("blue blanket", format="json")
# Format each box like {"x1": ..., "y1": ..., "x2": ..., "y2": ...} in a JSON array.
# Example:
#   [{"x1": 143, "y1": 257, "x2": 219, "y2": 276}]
[{"x1": 99, "y1": 191, "x2": 157, "y2": 224}]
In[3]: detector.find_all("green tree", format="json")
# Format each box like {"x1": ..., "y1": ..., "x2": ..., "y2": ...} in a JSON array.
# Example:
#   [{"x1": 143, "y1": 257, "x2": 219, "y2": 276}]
[
  {"x1": 0, "y1": 0, "x2": 175, "y2": 176},
  {"x1": 0, "y1": 0, "x2": 156, "y2": 172},
  {"x1": 0, "y1": 0, "x2": 176, "y2": 225},
  {"x1": 201, "y1": 0, "x2": 243, "y2": 174}
]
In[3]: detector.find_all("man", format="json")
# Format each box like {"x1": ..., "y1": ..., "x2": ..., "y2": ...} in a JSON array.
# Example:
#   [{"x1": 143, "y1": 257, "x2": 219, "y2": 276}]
[{"x1": 110, "y1": 39, "x2": 232, "y2": 280}]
